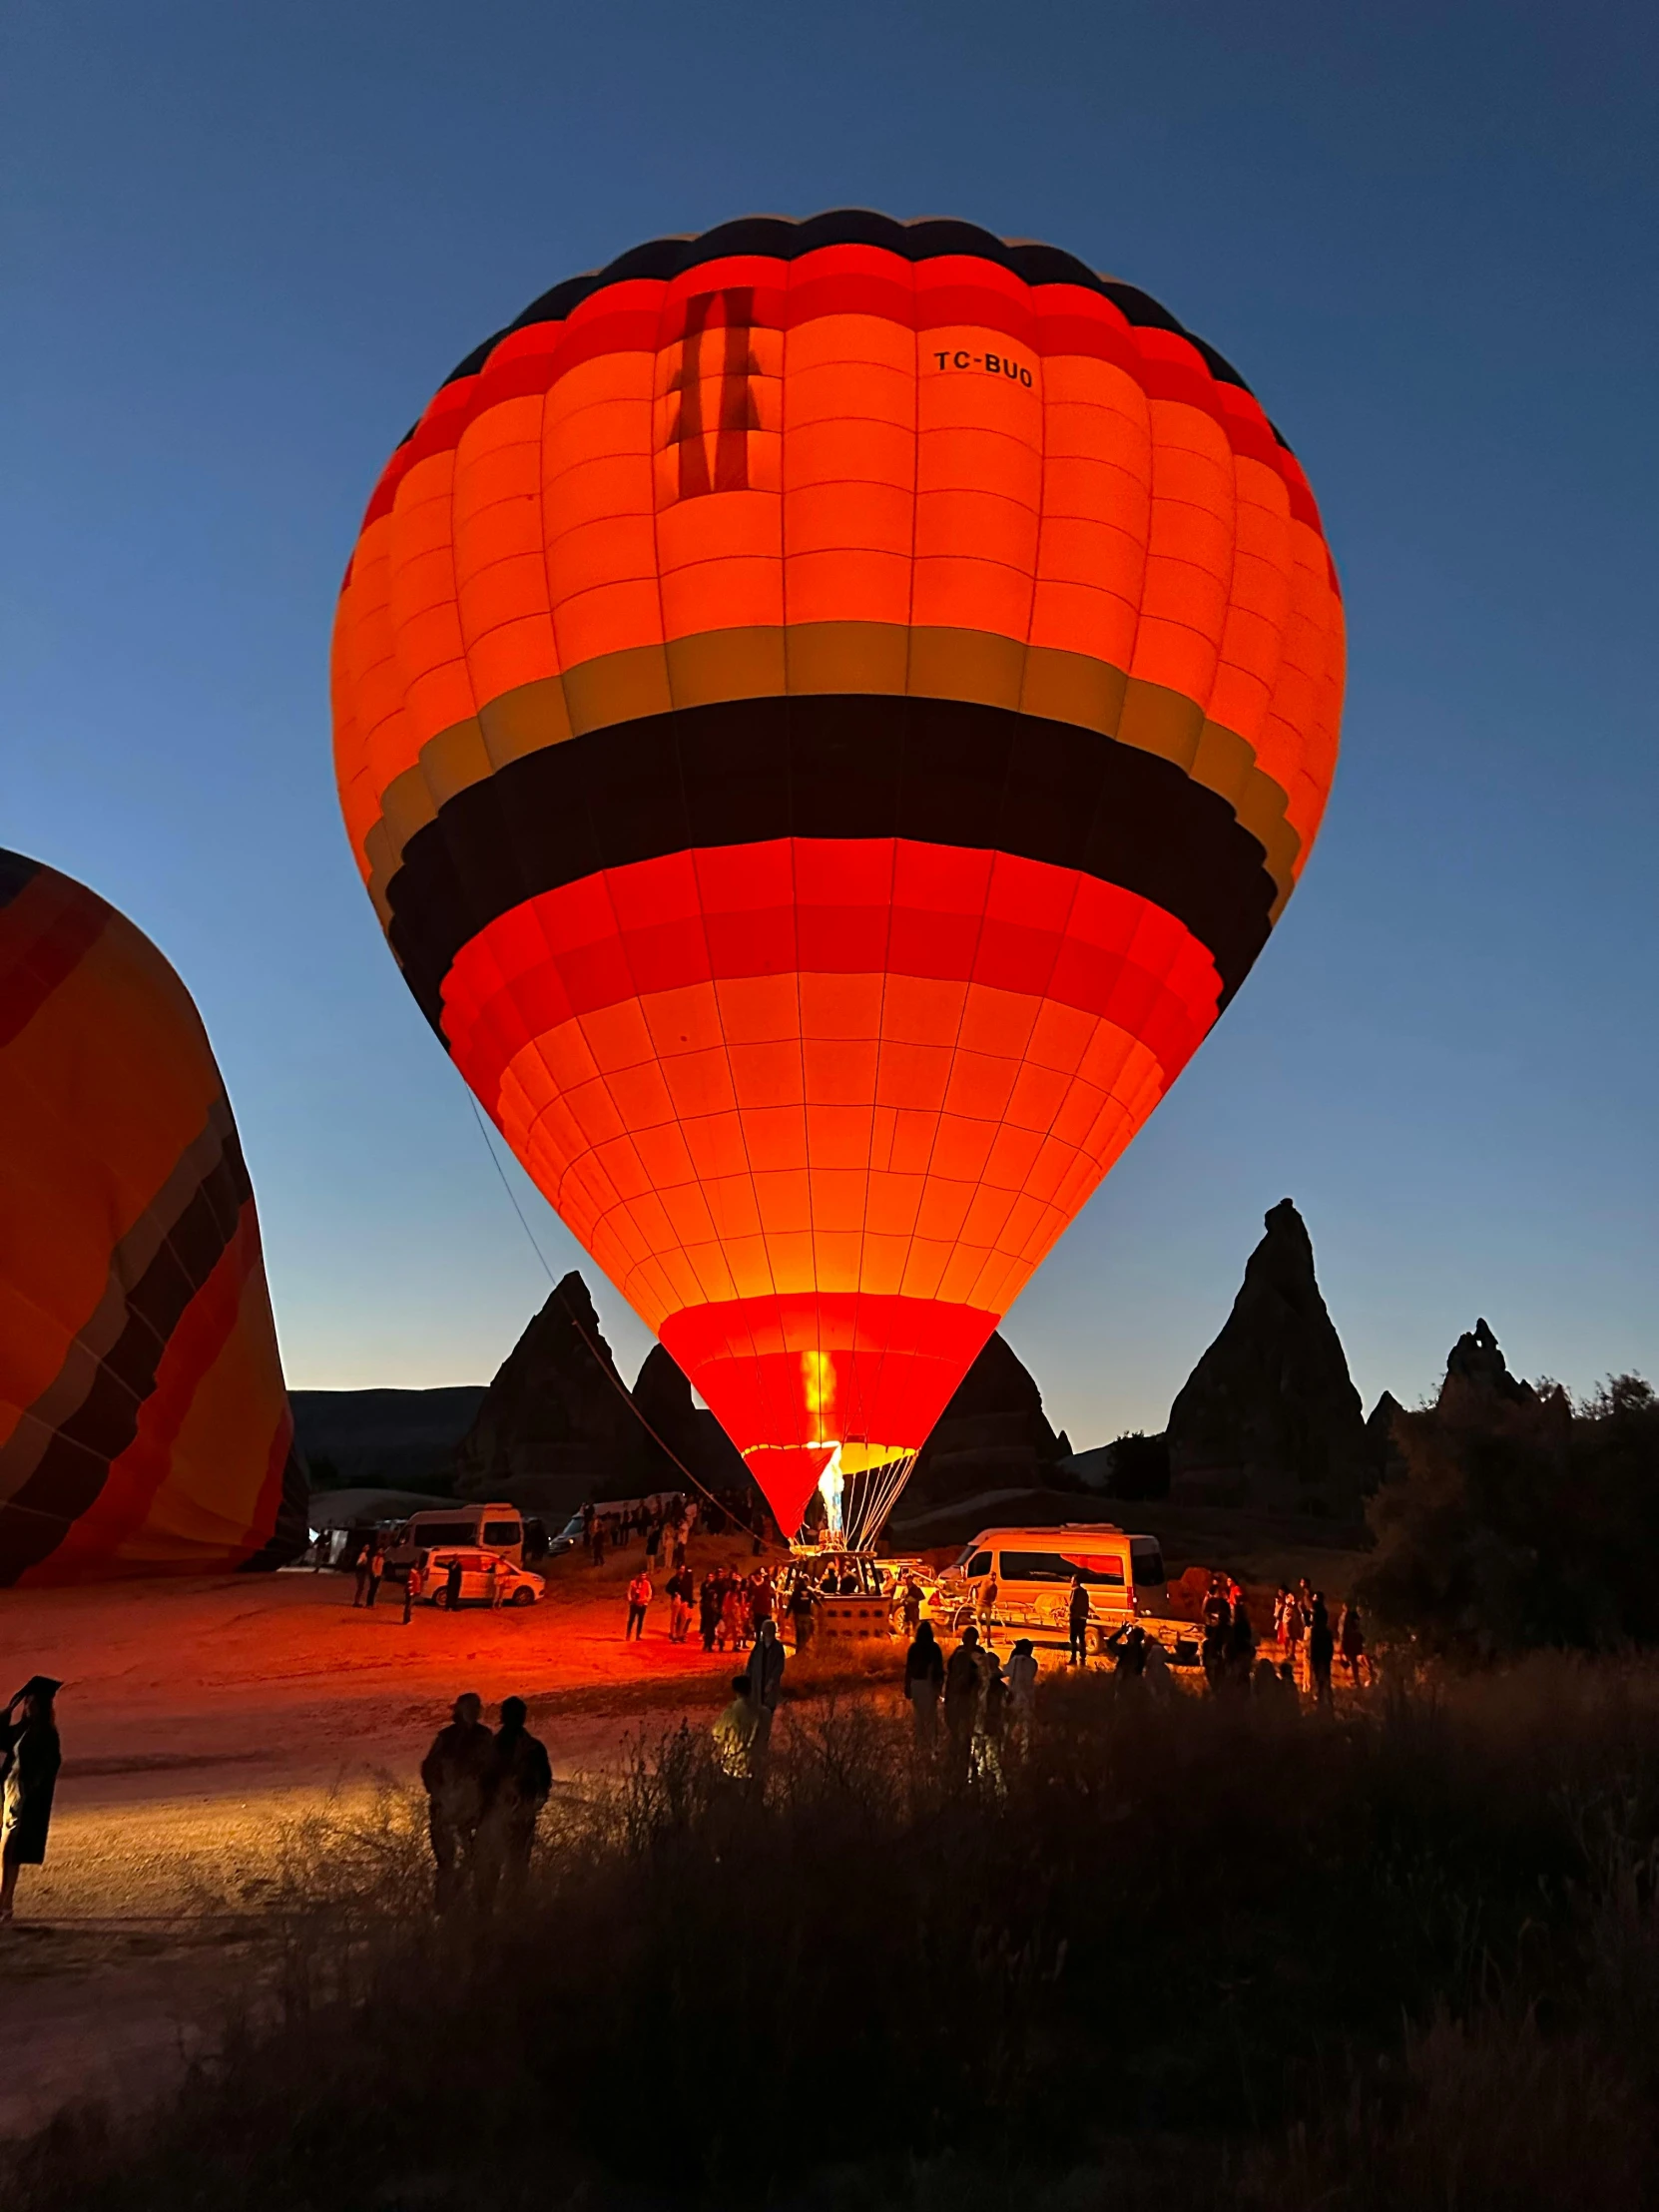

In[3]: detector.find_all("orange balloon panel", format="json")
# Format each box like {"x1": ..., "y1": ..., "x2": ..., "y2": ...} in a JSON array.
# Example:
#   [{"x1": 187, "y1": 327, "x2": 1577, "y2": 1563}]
[
  {"x1": 331, "y1": 214, "x2": 1346, "y2": 1535},
  {"x1": 0, "y1": 850, "x2": 307, "y2": 1583}
]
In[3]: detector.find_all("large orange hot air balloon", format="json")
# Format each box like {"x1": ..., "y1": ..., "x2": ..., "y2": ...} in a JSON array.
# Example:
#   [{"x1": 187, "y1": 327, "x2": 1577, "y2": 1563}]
[
  {"x1": 0, "y1": 850, "x2": 307, "y2": 1582},
  {"x1": 331, "y1": 213, "x2": 1344, "y2": 1540}
]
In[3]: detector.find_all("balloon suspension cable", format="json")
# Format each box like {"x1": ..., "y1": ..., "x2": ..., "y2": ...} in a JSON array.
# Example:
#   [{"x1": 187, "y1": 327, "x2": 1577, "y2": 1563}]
[
  {"x1": 841, "y1": 1451, "x2": 918, "y2": 1553},
  {"x1": 466, "y1": 1096, "x2": 770, "y2": 1547}
]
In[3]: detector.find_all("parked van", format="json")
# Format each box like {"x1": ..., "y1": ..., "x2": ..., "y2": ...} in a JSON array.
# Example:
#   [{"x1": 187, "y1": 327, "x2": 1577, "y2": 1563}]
[
  {"x1": 934, "y1": 1523, "x2": 1200, "y2": 1665},
  {"x1": 384, "y1": 1501, "x2": 524, "y2": 1578}
]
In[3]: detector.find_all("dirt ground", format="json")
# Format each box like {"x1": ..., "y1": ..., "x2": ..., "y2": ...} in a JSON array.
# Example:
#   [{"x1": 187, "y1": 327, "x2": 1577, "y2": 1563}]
[
  {"x1": 0, "y1": 1525, "x2": 1368, "y2": 2139},
  {"x1": 0, "y1": 1538, "x2": 772, "y2": 2139}
]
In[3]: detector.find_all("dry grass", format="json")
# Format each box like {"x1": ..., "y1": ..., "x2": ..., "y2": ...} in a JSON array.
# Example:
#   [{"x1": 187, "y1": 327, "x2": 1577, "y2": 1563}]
[{"x1": 9, "y1": 1657, "x2": 1659, "y2": 2208}]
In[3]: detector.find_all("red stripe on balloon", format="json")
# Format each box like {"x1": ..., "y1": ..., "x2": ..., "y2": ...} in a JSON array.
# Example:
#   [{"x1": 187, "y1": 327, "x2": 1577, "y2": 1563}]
[
  {"x1": 355, "y1": 252, "x2": 1318, "y2": 539},
  {"x1": 23, "y1": 1203, "x2": 262, "y2": 1582},
  {"x1": 439, "y1": 837, "x2": 1222, "y2": 1119},
  {"x1": 661, "y1": 1291, "x2": 999, "y2": 1536}
]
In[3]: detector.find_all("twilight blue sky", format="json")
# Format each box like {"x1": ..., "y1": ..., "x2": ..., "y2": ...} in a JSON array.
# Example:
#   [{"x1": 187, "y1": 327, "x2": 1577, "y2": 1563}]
[{"x1": 4, "y1": 1, "x2": 1655, "y2": 1439}]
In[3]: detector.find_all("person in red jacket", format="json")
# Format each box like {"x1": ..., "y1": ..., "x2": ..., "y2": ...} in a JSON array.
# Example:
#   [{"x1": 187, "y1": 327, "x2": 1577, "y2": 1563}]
[{"x1": 624, "y1": 1569, "x2": 653, "y2": 1641}]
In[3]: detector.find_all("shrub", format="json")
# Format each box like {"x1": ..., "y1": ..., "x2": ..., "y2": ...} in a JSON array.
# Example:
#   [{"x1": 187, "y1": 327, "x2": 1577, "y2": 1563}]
[
  {"x1": 1360, "y1": 1376, "x2": 1659, "y2": 1657},
  {"x1": 11, "y1": 1662, "x2": 1659, "y2": 2208},
  {"x1": 1107, "y1": 1430, "x2": 1171, "y2": 1500}
]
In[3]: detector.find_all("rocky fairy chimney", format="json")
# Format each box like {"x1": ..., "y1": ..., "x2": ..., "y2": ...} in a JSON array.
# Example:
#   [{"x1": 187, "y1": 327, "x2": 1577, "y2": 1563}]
[
  {"x1": 1165, "y1": 1200, "x2": 1368, "y2": 1519},
  {"x1": 453, "y1": 1273, "x2": 645, "y2": 1514},
  {"x1": 1439, "y1": 1318, "x2": 1534, "y2": 1407}
]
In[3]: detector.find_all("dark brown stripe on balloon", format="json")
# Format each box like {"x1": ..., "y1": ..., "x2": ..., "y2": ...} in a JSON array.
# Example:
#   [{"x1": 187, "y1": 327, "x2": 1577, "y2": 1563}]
[
  {"x1": 0, "y1": 1124, "x2": 254, "y2": 1584},
  {"x1": 384, "y1": 692, "x2": 1277, "y2": 1033},
  {"x1": 238, "y1": 1432, "x2": 310, "y2": 1574},
  {"x1": 0, "y1": 861, "x2": 111, "y2": 1048}
]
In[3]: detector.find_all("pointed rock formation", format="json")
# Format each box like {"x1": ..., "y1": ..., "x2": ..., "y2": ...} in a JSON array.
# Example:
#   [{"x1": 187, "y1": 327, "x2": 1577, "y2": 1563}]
[
  {"x1": 1439, "y1": 1318, "x2": 1534, "y2": 1408},
  {"x1": 631, "y1": 1342, "x2": 748, "y2": 1492},
  {"x1": 1166, "y1": 1200, "x2": 1368, "y2": 1518},
  {"x1": 453, "y1": 1274, "x2": 645, "y2": 1516},
  {"x1": 1365, "y1": 1389, "x2": 1409, "y2": 1487},
  {"x1": 901, "y1": 1330, "x2": 1072, "y2": 1512}
]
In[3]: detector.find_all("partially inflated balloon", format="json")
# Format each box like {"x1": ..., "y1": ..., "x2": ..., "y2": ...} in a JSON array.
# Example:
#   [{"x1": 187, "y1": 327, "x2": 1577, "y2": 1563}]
[
  {"x1": 331, "y1": 213, "x2": 1345, "y2": 1534},
  {"x1": 0, "y1": 851, "x2": 307, "y2": 1582}
]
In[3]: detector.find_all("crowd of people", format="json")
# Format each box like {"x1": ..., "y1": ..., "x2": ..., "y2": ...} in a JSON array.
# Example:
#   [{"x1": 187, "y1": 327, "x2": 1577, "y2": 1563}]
[
  {"x1": 620, "y1": 1552, "x2": 922, "y2": 1654},
  {"x1": 1191, "y1": 1573, "x2": 1370, "y2": 1705}
]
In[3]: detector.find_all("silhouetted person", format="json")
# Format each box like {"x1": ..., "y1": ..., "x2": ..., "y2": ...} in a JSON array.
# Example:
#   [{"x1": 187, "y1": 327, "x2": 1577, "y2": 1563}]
[
  {"x1": 1255, "y1": 1657, "x2": 1295, "y2": 1706},
  {"x1": 1308, "y1": 1594, "x2": 1335, "y2": 1707},
  {"x1": 1339, "y1": 1601, "x2": 1370, "y2": 1686},
  {"x1": 402, "y1": 1558, "x2": 422, "y2": 1624},
  {"x1": 1201, "y1": 1611, "x2": 1230, "y2": 1693},
  {"x1": 944, "y1": 1628, "x2": 985, "y2": 1773},
  {"x1": 364, "y1": 1541, "x2": 386, "y2": 1608},
  {"x1": 419, "y1": 1693, "x2": 493, "y2": 1913},
  {"x1": 1142, "y1": 1635, "x2": 1173, "y2": 1698},
  {"x1": 699, "y1": 1571, "x2": 722, "y2": 1652},
  {"x1": 444, "y1": 1557, "x2": 464, "y2": 1612},
  {"x1": 789, "y1": 1576, "x2": 816, "y2": 1654},
  {"x1": 976, "y1": 1647, "x2": 1010, "y2": 1783},
  {"x1": 1201, "y1": 1574, "x2": 1232, "y2": 1640},
  {"x1": 1227, "y1": 1594, "x2": 1256, "y2": 1687},
  {"x1": 1, "y1": 1678, "x2": 62, "y2": 1925},
  {"x1": 1105, "y1": 1623, "x2": 1147, "y2": 1679},
  {"x1": 477, "y1": 1696, "x2": 552, "y2": 1911},
  {"x1": 744, "y1": 1619, "x2": 786, "y2": 1754},
  {"x1": 1067, "y1": 1575, "x2": 1092, "y2": 1666},
  {"x1": 904, "y1": 1621, "x2": 945, "y2": 1749},
  {"x1": 352, "y1": 1543, "x2": 372, "y2": 1606},
  {"x1": 1005, "y1": 1638, "x2": 1038, "y2": 1743}
]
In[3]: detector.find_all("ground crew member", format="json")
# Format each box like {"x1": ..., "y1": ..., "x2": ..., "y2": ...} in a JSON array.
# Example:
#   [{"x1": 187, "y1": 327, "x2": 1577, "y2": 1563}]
[{"x1": 1067, "y1": 1574, "x2": 1091, "y2": 1665}]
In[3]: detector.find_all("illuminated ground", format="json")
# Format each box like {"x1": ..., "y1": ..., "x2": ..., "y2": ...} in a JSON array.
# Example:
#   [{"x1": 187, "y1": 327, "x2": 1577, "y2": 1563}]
[
  {"x1": 0, "y1": 1528, "x2": 1363, "y2": 2136},
  {"x1": 0, "y1": 1539, "x2": 783, "y2": 2135}
]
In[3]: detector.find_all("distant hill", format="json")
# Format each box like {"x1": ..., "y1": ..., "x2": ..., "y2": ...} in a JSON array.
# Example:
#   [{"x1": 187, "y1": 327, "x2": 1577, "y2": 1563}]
[{"x1": 289, "y1": 1386, "x2": 486, "y2": 1493}]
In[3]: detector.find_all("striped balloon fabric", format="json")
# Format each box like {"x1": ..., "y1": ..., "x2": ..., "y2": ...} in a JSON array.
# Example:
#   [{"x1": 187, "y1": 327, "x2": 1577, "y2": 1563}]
[
  {"x1": 0, "y1": 851, "x2": 306, "y2": 1582},
  {"x1": 332, "y1": 212, "x2": 1345, "y2": 1537}
]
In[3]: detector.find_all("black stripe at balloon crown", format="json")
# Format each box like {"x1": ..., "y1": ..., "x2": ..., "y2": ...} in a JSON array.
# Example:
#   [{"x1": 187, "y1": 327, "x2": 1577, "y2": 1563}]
[{"x1": 404, "y1": 210, "x2": 1290, "y2": 451}]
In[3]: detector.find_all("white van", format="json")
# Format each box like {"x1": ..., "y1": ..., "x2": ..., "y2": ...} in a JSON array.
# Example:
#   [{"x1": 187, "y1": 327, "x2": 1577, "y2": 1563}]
[
  {"x1": 934, "y1": 1523, "x2": 1200, "y2": 1664},
  {"x1": 384, "y1": 1501, "x2": 524, "y2": 1577}
]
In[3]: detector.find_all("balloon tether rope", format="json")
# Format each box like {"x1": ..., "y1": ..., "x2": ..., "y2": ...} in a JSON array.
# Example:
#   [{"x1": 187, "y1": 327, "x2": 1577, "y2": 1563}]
[{"x1": 466, "y1": 1097, "x2": 769, "y2": 1545}]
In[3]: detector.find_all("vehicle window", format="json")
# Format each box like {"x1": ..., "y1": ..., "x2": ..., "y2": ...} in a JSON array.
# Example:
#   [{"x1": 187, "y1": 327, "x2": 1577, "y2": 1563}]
[
  {"x1": 1131, "y1": 1543, "x2": 1166, "y2": 1586},
  {"x1": 964, "y1": 1550, "x2": 993, "y2": 1578},
  {"x1": 1003, "y1": 1550, "x2": 1124, "y2": 1585},
  {"x1": 412, "y1": 1520, "x2": 477, "y2": 1547},
  {"x1": 482, "y1": 1521, "x2": 521, "y2": 1547}
]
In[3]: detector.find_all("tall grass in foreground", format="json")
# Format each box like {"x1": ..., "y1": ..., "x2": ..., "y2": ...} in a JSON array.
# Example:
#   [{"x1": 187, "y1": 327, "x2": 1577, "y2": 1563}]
[{"x1": 12, "y1": 1661, "x2": 1659, "y2": 2209}]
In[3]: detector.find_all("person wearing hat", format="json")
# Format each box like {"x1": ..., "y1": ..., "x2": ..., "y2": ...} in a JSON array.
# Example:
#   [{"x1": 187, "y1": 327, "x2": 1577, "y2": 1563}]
[{"x1": 1, "y1": 1677, "x2": 62, "y2": 1925}]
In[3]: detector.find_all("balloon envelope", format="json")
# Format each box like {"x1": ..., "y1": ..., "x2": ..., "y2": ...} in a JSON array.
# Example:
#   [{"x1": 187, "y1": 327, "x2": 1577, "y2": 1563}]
[
  {"x1": 331, "y1": 214, "x2": 1345, "y2": 1534},
  {"x1": 0, "y1": 851, "x2": 307, "y2": 1582}
]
